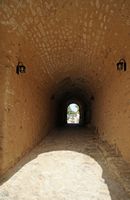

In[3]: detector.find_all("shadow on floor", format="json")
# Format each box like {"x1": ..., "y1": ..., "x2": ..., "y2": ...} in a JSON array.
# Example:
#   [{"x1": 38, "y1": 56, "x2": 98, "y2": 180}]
[{"x1": 0, "y1": 127, "x2": 130, "y2": 200}]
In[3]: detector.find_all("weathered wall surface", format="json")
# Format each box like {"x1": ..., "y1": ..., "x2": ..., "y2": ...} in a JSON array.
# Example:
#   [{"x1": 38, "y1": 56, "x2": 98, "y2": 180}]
[
  {"x1": 0, "y1": 68, "x2": 6, "y2": 176},
  {"x1": 92, "y1": 70, "x2": 130, "y2": 161},
  {"x1": 0, "y1": 30, "x2": 51, "y2": 176},
  {"x1": 1, "y1": 72, "x2": 50, "y2": 175}
]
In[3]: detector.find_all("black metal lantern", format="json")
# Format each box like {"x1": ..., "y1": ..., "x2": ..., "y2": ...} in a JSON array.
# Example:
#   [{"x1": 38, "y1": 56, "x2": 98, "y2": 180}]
[
  {"x1": 117, "y1": 59, "x2": 127, "y2": 71},
  {"x1": 16, "y1": 62, "x2": 26, "y2": 74}
]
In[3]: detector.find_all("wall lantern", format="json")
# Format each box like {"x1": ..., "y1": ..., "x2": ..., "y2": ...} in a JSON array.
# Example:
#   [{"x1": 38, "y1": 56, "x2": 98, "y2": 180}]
[
  {"x1": 117, "y1": 59, "x2": 127, "y2": 71},
  {"x1": 16, "y1": 62, "x2": 26, "y2": 75}
]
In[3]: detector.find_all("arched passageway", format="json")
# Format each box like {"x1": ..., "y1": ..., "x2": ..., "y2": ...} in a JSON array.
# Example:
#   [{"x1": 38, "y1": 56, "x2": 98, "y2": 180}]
[
  {"x1": 67, "y1": 103, "x2": 80, "y2": 124},
  {"x1": 0, "y1": 0, "x2": 130, "y2": 199},
  {"x1": 53, "y1": 80, "x2": 92, "y2": 128}
]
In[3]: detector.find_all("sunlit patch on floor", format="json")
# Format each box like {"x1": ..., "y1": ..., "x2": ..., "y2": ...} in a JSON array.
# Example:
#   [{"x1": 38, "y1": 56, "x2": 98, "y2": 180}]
[{"x1": 0, "y1": 151, "x2": 112, "y2": 200}]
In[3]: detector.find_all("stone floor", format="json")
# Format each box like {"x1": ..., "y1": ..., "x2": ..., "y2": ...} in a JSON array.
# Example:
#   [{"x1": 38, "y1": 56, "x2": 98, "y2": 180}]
[{"x1": 0, "y1": 128, "x2": 130, "y2": 200}]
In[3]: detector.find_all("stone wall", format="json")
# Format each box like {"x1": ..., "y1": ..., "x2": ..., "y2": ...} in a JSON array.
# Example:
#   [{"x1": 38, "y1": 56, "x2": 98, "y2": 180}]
[
  {"x1": 92, "y1": 69, "x2": 130, "y2": 161},
  {"x1": 0, "y1": 29, "x2": 51, "y2": 176},
  {"x1": 0, "y1": 68, "x2": 6, "y2": 176},
  {"x1": 1, "y1": 72, "x2": 50, "y2": 175}
]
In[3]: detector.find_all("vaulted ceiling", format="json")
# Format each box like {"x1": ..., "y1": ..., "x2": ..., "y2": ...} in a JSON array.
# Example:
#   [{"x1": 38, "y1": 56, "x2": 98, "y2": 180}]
[{"x1": 0, "y1": 0, "x2": 130, "y2": 94}]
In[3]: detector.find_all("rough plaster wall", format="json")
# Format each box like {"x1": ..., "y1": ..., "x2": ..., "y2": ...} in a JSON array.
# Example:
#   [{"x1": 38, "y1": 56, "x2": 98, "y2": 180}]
[
  {"x1": 1, "y1": 72, "x2": 50, "y2": 175},
  {"x1": 0, "y1": 68, "x2": 6, "y2": 176},
  {"x1": 0, "y1": 31, "x2": 51, "y2": 176},
  {"x1": 92, "y1": 70, "x2": 130, "y2": 162}
]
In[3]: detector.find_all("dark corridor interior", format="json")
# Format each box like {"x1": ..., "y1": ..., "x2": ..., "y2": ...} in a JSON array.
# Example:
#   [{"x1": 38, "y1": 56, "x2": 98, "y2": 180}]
[{"x1": 51, "y1": 78, "x2": 92, "y2": 128}]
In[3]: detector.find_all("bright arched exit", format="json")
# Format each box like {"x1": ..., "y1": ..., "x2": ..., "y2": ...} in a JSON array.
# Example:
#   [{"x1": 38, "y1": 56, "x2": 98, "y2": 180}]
[{"x1": 67, "y1": 103, "x2": 80, "y2": 124}]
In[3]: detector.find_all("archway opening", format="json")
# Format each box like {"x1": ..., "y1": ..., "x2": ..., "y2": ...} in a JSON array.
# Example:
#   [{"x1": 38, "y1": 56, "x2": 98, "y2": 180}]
[{"x1": 67, "y1": 103, "x2": 80, "y2": 124}]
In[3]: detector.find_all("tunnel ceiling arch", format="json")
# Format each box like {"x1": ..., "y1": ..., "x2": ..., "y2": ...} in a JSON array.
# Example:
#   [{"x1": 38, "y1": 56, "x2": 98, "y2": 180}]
[
  {"x1": 53, "y1": 77, "x2": 91, "y2": 103},
  {"x1": 0, "y1": 0, "x2": 130, "y2": 94}
]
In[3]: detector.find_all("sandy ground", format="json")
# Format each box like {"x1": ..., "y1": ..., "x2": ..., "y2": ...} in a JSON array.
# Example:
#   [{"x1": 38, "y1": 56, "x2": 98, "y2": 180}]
[{"x1": 0, "y1": 128, "x2": 130, "y2": 200}]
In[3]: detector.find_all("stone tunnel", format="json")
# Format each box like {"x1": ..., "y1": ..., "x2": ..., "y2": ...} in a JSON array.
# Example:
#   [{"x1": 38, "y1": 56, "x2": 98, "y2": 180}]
[{"x1": 0, "y1": 0, "x2": 130, "y2": 199}]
